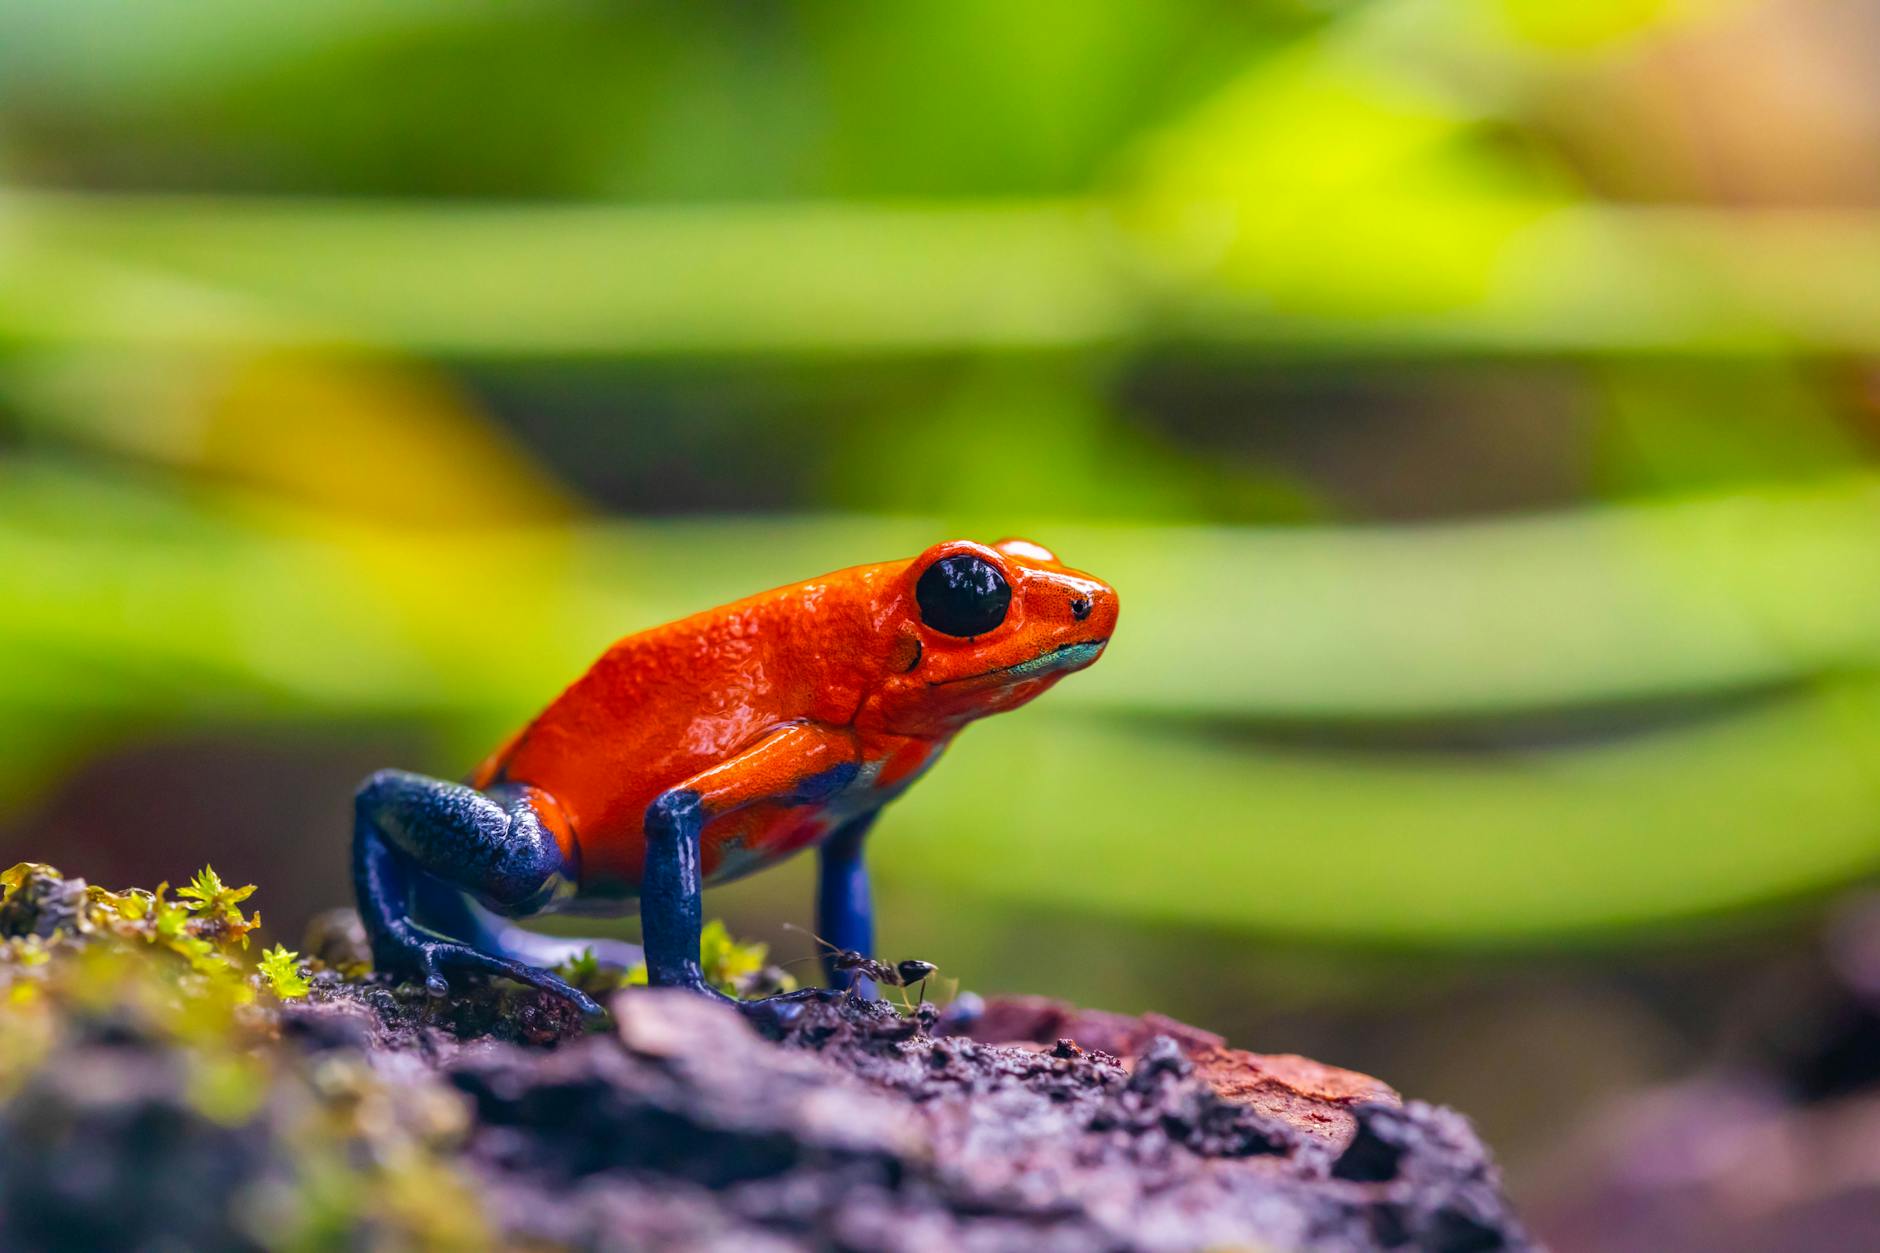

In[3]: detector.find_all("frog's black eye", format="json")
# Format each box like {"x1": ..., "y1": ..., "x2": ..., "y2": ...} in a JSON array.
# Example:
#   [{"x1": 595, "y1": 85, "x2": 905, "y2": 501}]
[{"x1": 916, "y1": 555, "x2": 1011, "y2": 637}]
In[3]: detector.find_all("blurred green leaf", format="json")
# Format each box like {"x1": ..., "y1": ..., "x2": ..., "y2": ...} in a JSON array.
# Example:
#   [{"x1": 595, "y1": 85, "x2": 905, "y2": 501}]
[
  {"x1": 4, "y1": 464, "x2": 1879, "y2": 943},
  {"x1": 0, "y1": 0, "x2": 1289, "y2": 200},
  {"x1": 884, "y1": 681, "x2": 1880, "y2": 944},
  {"x1": 6, "y1": 462, "x2": 1878, "y2": 725},
  {"x1": 0, "y1": 0, "x2": 1872, "y2": 958},
  {"x1": 8, "y1": 193, "x2": 1880, "y2": 357}
]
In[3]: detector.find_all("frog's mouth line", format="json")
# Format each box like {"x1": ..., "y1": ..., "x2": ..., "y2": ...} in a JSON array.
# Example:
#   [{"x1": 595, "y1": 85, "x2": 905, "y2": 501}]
[{"x1": 930, "y1": 639, "x2": 1109, "y2": 687}]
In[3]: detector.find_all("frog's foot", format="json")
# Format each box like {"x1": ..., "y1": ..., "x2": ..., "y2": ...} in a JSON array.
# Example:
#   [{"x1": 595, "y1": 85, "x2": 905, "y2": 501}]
[
  {"x1": 354, "y1": 770, "x2": 600, "y2": 1018},
  {"x1": 658, "y1": 979, "x2": 844, "y2": 1035},
  {"x1": 378, "y1": 925, "x2": 606, "y2": 1020},
  {"x1": 730, "y1": 985, "x2": 846, "y2": 1035}
]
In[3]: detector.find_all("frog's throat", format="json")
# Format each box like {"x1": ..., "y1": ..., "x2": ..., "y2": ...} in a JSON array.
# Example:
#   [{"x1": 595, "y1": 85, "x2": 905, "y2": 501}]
[{"x1": 929, "y1": 638, "x2": 1108, "y2": 687}]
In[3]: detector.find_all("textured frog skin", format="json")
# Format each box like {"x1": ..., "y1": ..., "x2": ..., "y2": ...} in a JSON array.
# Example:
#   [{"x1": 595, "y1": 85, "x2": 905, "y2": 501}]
[{"x1": 352, "y1": 538, "x2": 1118, "y2": 1020}]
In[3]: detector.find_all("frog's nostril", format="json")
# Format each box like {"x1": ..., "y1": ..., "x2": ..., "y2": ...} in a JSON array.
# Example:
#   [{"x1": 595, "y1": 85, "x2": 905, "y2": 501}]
[{"x1": 1070, "y1": 596, "x2": 1092, "y2": 621}]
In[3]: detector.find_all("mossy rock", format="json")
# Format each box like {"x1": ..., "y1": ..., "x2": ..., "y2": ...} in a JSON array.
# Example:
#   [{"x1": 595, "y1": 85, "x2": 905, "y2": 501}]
[{"x1": 0, "y1": 863, "x2": 1533, "y2": 1252}]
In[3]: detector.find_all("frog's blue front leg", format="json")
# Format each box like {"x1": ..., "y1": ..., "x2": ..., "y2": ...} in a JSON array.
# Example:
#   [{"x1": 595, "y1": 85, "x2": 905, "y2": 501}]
[
  {"x1": 817, "y1": 813, "x2": 878, "y2": 996},
  {"x1": 642, "y1": 785, "x2": 843, "y2": 1029},
  {"x1": 641, "y1": 789, "x2": 711, "y2": 992},
  {"x1": 352, "y1": 769, "x2": 604, "y2": 1016}
]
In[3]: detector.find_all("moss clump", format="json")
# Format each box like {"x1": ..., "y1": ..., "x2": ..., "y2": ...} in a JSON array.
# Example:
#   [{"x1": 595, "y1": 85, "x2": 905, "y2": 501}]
[
  {"x1": 257, "y1": 944, "x2": 312, "y2": 999},
  {"x1": 0, "y1": 862, "x2": 489, "y2": 1249},
  {"x1": 554, "y1": 918, "x2": 798, "y2": 1001},
  {"x1": 0, "y1": 862, "x2": 815, "y2": 1247},
  {"x1": 6, "y1": 859, "x2": 264, "y2": 978}
]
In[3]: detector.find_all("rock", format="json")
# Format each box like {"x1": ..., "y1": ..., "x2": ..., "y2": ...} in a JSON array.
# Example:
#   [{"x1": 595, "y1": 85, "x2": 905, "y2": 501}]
[
  {"x1": 0, "y1": 1046, "x2": 269, "y2": 1252},
  {"x1": 299, "y1": 907, "x2": 371, "y2": 971},
  {"x1": 430, "y1": 989, "x2": 1536, "y2": 1252},
  {"x1": 0, "y1": 867, "x2": 1533, "y2": 1251},
  {"x1": 960, "y1": 993, "x2": 1402, "y2": 1146},
  {"x1": 0, "y1": 869, "x2": 90, "y2": 941}
]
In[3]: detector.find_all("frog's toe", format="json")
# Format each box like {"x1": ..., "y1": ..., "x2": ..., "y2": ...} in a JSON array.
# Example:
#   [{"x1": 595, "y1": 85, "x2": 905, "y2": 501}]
[
  {"x1": 733, "y1": 986, "x2": 845, "y2": 1034},
  {"x1": 474, "y1": 953, "x2": 606, "y2": 1019},
  {"x1": 387, "y1": 932, "x2": 606, "y2": 1019}
]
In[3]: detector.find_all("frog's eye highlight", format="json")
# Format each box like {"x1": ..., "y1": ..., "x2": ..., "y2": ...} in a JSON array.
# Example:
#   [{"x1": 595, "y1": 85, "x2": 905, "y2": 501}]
[{"x1": 915, "y1": 555, "x2": 1011, "y2": 637}]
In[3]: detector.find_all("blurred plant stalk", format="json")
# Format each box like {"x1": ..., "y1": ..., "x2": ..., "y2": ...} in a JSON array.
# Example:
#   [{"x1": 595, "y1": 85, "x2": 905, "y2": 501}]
[
  {"x1": 3, "y1": 192, "x2": 1879, "y2": 356},
  {"x1": 3, "y1": 0, "x2": 1878, "y2": 954},
  {"x1": 5, "y1": 459, "x2": 1879, "y2": 945}
]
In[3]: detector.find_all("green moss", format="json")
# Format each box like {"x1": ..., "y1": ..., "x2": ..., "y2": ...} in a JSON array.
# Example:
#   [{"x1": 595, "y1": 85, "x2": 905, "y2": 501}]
[
  {"x1": 176, "y1": 865, "x2": 259, "y2": 931},
  {"x1": 0, "y1": 861, "x2": 492, "y2": 1249},
  {"x1": 0, "y1": 861, "x2": 816, "y2": 1248},
  {"x1": 554, "y1": 918, "x2": 797, "y2": 1001},
  {"x1": 258, "y1": 944, "x2": 311, "y2": 999},
  {"x1": 700, "y1": 919, "x2": 793, "y2": 995}
]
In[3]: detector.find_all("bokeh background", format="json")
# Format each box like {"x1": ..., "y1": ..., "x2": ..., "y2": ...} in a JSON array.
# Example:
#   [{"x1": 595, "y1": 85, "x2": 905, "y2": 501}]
[{"x1": 5, "y1": 0, "x2": 1880, "y2": 1245}]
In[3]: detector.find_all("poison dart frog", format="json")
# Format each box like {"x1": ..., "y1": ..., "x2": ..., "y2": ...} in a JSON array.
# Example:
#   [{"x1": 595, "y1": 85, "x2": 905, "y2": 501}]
[{"x1": 353, "y1": 538, "x2": 1118, "y2": 1021}]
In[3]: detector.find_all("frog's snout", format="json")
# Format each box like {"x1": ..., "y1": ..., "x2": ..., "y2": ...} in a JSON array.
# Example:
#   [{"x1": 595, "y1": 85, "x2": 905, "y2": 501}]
[{"x1": 1063, "y1": 578, "x2": 1118, "y2": 642}]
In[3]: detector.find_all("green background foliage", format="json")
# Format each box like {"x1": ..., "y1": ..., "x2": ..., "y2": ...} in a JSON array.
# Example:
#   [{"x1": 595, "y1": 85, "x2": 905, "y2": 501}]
[{"x1": 3, "y1": 0, "x2": 1877, "y2": 1205}]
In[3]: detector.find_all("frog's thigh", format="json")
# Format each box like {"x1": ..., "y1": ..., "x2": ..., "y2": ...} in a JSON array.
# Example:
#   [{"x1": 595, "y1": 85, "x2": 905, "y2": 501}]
[{"x1": 353, "y1": 770, "x2": 574, "y2": 920}]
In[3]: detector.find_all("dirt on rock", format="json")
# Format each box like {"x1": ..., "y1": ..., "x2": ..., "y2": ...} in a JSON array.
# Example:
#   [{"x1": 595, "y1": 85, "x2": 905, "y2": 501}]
[
  {"x1": 0, "y1": 866, "x2": 1533, "y2": 1252},
  {"x1": 273, "y1": 976, "x2": 1531, "y2": 1252}
]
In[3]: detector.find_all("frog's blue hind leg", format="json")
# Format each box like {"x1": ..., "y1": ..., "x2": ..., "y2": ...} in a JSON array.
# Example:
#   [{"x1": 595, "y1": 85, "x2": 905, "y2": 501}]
[
  {"x1": 817, "y1": 813, "x2": 879, "y2": 997},
  {"x1": 352, "y1": 768, "x2": 604, "y2": 1017},
  {"x1": 408, "y1": 883, "x2": 644, "y2": 972}
]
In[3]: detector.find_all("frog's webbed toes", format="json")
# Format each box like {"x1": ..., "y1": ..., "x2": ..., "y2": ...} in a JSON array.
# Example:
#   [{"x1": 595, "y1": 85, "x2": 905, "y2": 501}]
[
  {"x1": 383, "y1": 931, "x2": 606, "y2": 1019},
  {"x1": 731, "y1": 986, "x2": 846, "y2": 1034}
]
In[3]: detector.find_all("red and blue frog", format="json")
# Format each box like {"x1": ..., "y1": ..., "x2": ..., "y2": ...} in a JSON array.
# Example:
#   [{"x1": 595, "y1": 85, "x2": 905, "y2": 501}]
[{"x1": 353, "y1": 538, "x2": 1118, "y2": 1023}]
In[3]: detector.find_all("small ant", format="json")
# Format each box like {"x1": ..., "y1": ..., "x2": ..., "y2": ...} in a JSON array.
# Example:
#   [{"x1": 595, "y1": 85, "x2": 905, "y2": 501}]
[{"x1": 783, "y1": 925, "x2": 940, "y2": 1010}]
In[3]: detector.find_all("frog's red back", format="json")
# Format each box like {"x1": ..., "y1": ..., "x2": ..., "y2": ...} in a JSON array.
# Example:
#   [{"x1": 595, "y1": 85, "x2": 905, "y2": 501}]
[{"x1": 470, "y1": 560, "x2": 913, "y2": 893}]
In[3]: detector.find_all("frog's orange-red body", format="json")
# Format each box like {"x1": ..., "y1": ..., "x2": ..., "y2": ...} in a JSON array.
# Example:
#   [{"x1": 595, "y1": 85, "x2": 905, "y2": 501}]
[
  {"x1": 464, "y1": 565, "x2": 942, "y2": 897},
  {"x1": 471, "y1": 541, "x2": 1115, "y2": 902},
  {"x1": 353, "y1": 538, "x2": 1117, "y2": 1019}
]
